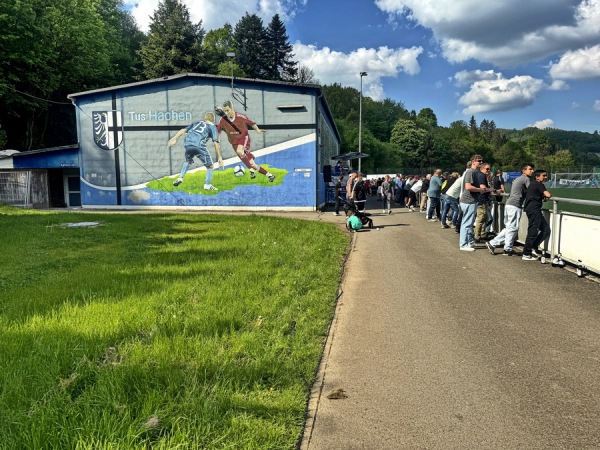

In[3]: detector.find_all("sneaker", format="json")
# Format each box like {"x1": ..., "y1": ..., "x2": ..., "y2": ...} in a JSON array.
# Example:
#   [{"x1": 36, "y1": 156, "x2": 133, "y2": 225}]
[
  {"x1": 204, "y1": 184, "x2": 218, "y2": 191},
  {"x1": 388, "y1": 210, "x2": 392, "y2": 214},
  {"x1": 531, "y1": 249, "x2": 541, "y2": 258},
  {"x1": 383, "y1": 210, "x2": 387, "y2": 214},
  {"x1": 441, "y1": 223, "x2": 450, "y2": 228},
  {"x1": 333, "y1": 212, "x2": 340, "y2": 216},
  {"x1": 460, "y1": 246, "x2": 475, "y2": 252},
  {"x1": 268, "y1": 174, "x2": 275, "y2": 182},
  {"x1": 409, "y1": 206, "x2": 414, "y2": 212},
  {"x1": 173, "y1": 178, "x2": 183, "y2": 186},
  {"x1": 522, "y1": 254, "x2": 536, "y2": 261},
  {"x1": 250, "y1": 171, "x2": 256, "y2": 179},
  {"x1": 428, "y1": 219, "x2": 437, "y2": 222},
  {"x1": 503, "y1": 249, "x2": 516, "y2": 256},
  {"x1": 485, "y1": 241, "x2": 496, "y2": 255}
]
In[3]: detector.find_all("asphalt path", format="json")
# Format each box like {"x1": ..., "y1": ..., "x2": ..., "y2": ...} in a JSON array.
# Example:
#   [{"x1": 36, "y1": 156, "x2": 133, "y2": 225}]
[{"x1": 302, "y1": 198, "x2": 600, "y2": 450}]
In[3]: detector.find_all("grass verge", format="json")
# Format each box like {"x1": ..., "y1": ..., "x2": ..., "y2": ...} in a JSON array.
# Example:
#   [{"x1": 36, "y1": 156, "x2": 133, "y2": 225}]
[{"x1": 0, "y1": 205, "x2": 348, "y2": 449}]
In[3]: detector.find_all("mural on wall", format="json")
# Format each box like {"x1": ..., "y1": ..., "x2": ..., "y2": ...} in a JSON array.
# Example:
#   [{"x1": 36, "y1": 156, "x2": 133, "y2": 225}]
[{"x1": 75, "y1": 77, "x2": 327, "y2": 209}]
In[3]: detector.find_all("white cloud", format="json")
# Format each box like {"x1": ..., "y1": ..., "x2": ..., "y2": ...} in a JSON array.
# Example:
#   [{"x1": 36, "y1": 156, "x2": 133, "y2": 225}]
[
  {"x1": 594, "y1": 100, "x2": 600, "y2": 111},
  {"x1": 293, "y1": 43, "x2": 423, "y2": 100},
  {"x1": 549, "y1": 45, "x2": 600, "y2": 79},
  {"x1": 123, "y1": 0, "x2": 308, "y2": 33},
  {"x1": 453, "y1": 69, "x2": 501, "y2": 86},
  {"x1": 458, "y1": 75, "x2": 545, "y2": 114},
  {"x1": 548, "y1": 80, "x2": 569, "y2": 90},
  {"x1": 528, "y1": 119, "x2": 555, "y2": 129},
  {"x1": 375, "y1": 0, "x2": 600, "y2": 67},
  {"x1": 572, "y1": 101, "x2": 581, "y2": 108}
]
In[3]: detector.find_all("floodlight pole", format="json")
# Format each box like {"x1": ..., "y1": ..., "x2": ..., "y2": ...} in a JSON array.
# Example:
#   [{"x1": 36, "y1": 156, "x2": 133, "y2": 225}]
[
  {"x1": 358, "y1": 71, "x2": 367, "y2": 174},
  {"x1": 227, "y1": 52, "x2": 235, "y2": 95}
]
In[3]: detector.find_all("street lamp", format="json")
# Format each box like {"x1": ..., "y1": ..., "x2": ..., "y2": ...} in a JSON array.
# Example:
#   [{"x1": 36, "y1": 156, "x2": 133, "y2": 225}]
[
  {"x1": 358, "y1": 71, "x2": 367, "y2": 174},
  {"x1": 226, "y1": 52, "x2": 235, "y2": 95}
]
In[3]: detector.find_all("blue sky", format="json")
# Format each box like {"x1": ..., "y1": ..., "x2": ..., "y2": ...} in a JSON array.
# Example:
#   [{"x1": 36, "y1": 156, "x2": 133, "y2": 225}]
[{"x1": 124, "y1": 0, "x2": 600, "y2": 133}]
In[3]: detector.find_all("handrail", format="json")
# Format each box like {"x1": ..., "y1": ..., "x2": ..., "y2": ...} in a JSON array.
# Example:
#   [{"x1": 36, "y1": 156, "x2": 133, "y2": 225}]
[{"x1": 550, "y1": 197, "x2": 600, "y2": 206}]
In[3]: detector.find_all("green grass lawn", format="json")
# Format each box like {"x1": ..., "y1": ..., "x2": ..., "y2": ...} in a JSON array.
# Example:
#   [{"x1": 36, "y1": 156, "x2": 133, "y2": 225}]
[
  {"x1": 542, "y1": 187, "x2": 600, "y2": 216},
  {"x1": 0, "y1": 206, "x2": 349, "y2": 449},
  {"x1": 503, "y1": 186, "x2": 600, "y2": 216}
]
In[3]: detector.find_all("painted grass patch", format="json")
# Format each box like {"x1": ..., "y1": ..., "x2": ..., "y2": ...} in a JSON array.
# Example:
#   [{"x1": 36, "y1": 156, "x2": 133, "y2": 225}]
[
  {"x1": 0, "y1": 206, "x2": 348, "y2": 449},
  {"x1": 147, "y1": 165, "x2": 288, "y2": 195}
]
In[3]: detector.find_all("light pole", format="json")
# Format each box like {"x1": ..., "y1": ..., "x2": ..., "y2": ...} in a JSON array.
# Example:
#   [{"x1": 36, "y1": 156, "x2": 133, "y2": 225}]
[
  {"x1": 226, "y1": 52, "x2": 235, "y2": 95},
  {"x1": 358, "y1": 71, "x2": 367, "y2": 174}
]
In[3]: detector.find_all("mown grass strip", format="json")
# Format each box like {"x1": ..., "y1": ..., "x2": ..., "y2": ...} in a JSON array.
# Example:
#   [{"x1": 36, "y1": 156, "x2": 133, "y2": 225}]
[{"x1": 0, "y1": 206, "x2": 349, "y2": 449}]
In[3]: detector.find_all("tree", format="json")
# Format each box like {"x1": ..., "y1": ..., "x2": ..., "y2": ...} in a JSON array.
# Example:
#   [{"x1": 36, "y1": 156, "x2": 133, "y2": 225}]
[
  {"x1": 264, "y1": 14, "x2": 297, "y2": 81},
  {"x1": 0, "y1": 0, "x2": 137, "y2": 149},
  {"x1": 296, "y1": 65, "x2": 319, "y2": 84},
  {"x1": 202, "y1": 24, "x2": 235, "y2": 74},
  {"x1": 97, "y1": 0, "x2": 145, "y2": 85},
  {"x1": 139, "y1": 0, "x2": 205, "y2": 79},
  {"x1": 416, "y1": 107, "x2": 438, "y2": 129},
  {"x1": 493, "y1": 141, "x2": 530, "y2": 170},
  {"x1": 546, "y1": 149, "x2": 575, "y2": 170},
  {"x1": 469, "y1": 115, "x2": 478, "y2": 137},
  {"x1": 234, "y1": 13, "x2": 268, "y2": 79},
  {"x1": 390, "y1": 119, "x2": 427, "y2": 168}
]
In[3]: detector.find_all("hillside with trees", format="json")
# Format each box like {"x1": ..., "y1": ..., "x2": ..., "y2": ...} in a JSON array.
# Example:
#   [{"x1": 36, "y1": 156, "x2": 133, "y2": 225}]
[
  {"x1": 1, "y1": 0, "x2": 598, "y2": 174},
  {"x1": 322, "y1": 84, "x2": 600, "y2": 174}
]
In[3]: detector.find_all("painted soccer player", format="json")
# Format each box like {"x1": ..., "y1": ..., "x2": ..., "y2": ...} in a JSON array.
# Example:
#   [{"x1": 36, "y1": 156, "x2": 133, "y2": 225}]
[
  {"x1": 167, "y1": 112, "x2": 223, "y2": 191},
  {"x1": 216, "y1": 100, "x2": 275, "y2": 182}
]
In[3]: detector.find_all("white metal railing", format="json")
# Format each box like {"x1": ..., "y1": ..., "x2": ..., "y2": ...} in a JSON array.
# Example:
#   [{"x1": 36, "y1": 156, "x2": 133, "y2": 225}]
[{"x1": 492, "y1": 197, "x2": 600, "y2": 276}]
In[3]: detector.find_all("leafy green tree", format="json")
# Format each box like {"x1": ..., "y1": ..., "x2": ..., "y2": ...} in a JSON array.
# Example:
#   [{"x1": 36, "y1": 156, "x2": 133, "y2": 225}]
[
  {"x1": 264, "y1": 14, "x2": 297, "y2": 81},
  {"x1": 203, "y1": 23, "x2": 235, "y2": 74},
  {"x1": 363, "y1": 97, "x2": 409, "y2": 142},
  {"x1": 546, "y1": 149, "x2": 575, "y2": 170},
  {"x1": 97, "y1": 0, "x2": 145, "y2": 85},
  {"x1": 234, "y1": 13, "x2": 268, "y2": 79},
  {"x1": 493, "y1": 141, "x2": 530, "y2": 170},
  {"x1": 390, "y1": 119, "x2": 427, "y2": 168},
  {"x1": 139, "y1": 0, "x2": 205, "y2": 79},
  {"x1": 0, "y1": 0, "x2": 136, "y2": 149},
  {"x1": 416, "y1": 107, "x2": 438, "y2": 129}
]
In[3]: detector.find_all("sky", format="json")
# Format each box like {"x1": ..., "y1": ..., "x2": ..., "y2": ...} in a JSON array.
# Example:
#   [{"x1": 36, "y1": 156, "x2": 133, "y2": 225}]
[{"x1": 124, "y1": 0, "x2": 600, "y2": 133}]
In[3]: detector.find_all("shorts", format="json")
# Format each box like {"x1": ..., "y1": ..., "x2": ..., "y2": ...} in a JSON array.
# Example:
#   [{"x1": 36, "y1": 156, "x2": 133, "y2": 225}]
[
  {"x1": 184, "y1": 146, "x2": 213, "y2": 167},
  {"x1": 231, "y1": 136, "x2": 255, "y2": 160}
]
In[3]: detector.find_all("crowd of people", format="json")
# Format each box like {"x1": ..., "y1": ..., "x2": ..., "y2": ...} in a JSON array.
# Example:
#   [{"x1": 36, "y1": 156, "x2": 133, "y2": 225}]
[{"x1": 336, "y1": 154, "x2": 553, "y2": 261}]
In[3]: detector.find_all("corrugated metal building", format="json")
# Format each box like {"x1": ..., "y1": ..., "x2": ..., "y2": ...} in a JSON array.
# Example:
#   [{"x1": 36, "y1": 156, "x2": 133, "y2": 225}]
[{"x1": 65, "y1": 73, "x2": 340, "y2": 210}]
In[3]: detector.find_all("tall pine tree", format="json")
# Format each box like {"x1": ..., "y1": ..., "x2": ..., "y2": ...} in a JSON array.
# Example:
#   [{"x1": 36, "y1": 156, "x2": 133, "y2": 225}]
[
  {"x1": 234, "y1": 13, "x2": 267, "y2": 79},
  {"x1": 264, "y1": 14, "x2": 297, "y2": 81},
  {"x1": 139, "y1": 0, "x2": 205, "y2": 79}
]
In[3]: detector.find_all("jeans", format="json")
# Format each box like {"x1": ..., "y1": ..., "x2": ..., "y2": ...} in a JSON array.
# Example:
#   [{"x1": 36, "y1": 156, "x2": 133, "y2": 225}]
[
  {"x1": 490, "y1": 205, "x2": 521, "y2": 251},
  {"x1": 441, "y1": 194, "x2": 459, "y2": 225},
  {"x1": 427, "y1": 196, "x2": 440, "y2": 219},
  {"x1": 383, "y1": 193, "x2": 392, "y2": 211},
  {"x1": 459, "y1": 202, "x2": 477, "y2": 248}
]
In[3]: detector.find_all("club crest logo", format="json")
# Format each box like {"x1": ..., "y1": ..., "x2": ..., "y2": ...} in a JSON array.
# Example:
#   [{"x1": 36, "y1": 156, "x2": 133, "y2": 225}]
[{"x1": 93, "y1": 110, "x2": 123, "y2": 150}]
